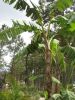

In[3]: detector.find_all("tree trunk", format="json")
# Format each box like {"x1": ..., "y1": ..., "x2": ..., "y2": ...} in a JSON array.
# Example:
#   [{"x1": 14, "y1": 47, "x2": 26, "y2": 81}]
[
  {"x1": 24, "y1": 54, "x2": 29, "y2": 85},
  {"x1": 43, "y1": 33, "x2": 52, "y2": 98},
  {"x1": 54, "y1": 70, "x2": 60, "y2": 93},
  {"x1": 45, "y1": 49, "x2": 52, "y2": 98}
]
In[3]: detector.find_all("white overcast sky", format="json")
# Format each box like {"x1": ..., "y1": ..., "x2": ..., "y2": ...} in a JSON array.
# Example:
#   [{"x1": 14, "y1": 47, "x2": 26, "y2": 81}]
[
  {"x1": 0, "y1": 0, "x2": 39, "y2": 64},
  {"x1": 0, "y1": 0, "x2": 39, "y2": 27},
  {"x1": 0, "y1": 0, "x2": 25, "y2": 27}
]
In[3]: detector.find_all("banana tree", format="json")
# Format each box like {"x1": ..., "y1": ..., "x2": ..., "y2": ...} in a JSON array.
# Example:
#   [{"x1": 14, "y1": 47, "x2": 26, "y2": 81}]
[{"x1": 1, "y1": 0, "x2": 75, "y2": 98}]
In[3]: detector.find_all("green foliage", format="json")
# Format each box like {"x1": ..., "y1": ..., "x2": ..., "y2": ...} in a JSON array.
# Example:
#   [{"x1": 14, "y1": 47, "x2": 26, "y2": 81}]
[
  {"x1": 52, "y1": 94, "x2": 61, "y2": 100},
  {"x1": 0, "y1": 76, "x2": 37, "y2": 100},
  {"x1": 52, "y1": 89, "x2": 75, "y2": 100},
  {"x1": 0, "y1": 87, "x2": 30, "y2": 100},
  {"x1": 0, "y1": 21, "x2": 40, "y2": 42},
  {"x1": 52, "y1": 76, "x2": 61, "y2": 84},
  {"x1": 56, "y1": 0, "x2": 73, "y2": 11},
  {"x1": 50, "y1": 38, "x2": 59, "y2": 58}
]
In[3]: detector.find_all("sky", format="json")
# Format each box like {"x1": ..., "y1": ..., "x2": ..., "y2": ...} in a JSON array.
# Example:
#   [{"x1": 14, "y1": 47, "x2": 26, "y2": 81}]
[
  {"x1": 0, "y1": 0, "x2": 39, "y2": 27},
  {"x1": 0, "y1": 0, "x2": 25, "y2": 27},
  {"x1": 0, "y1": 0, "x2": 38, "y2": 65}
]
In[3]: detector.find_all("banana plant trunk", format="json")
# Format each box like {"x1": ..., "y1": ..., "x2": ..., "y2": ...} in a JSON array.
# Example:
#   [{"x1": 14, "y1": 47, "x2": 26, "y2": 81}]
[
  {"x1": 43, "y1": 33, "x2": 52, "y2": 98},
  {"x1": 45, "y1": 48, "x2": 52, "y2": 98}
]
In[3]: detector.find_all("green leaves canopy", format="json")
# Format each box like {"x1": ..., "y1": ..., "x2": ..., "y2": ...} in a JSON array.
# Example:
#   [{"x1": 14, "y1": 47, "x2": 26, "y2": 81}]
[
  {"x1": 56, "y1": 0, "x2": 73, "y2": 11},
  {"x1": 0, "y1": 21, "x2": 41, "y2": 42}
]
